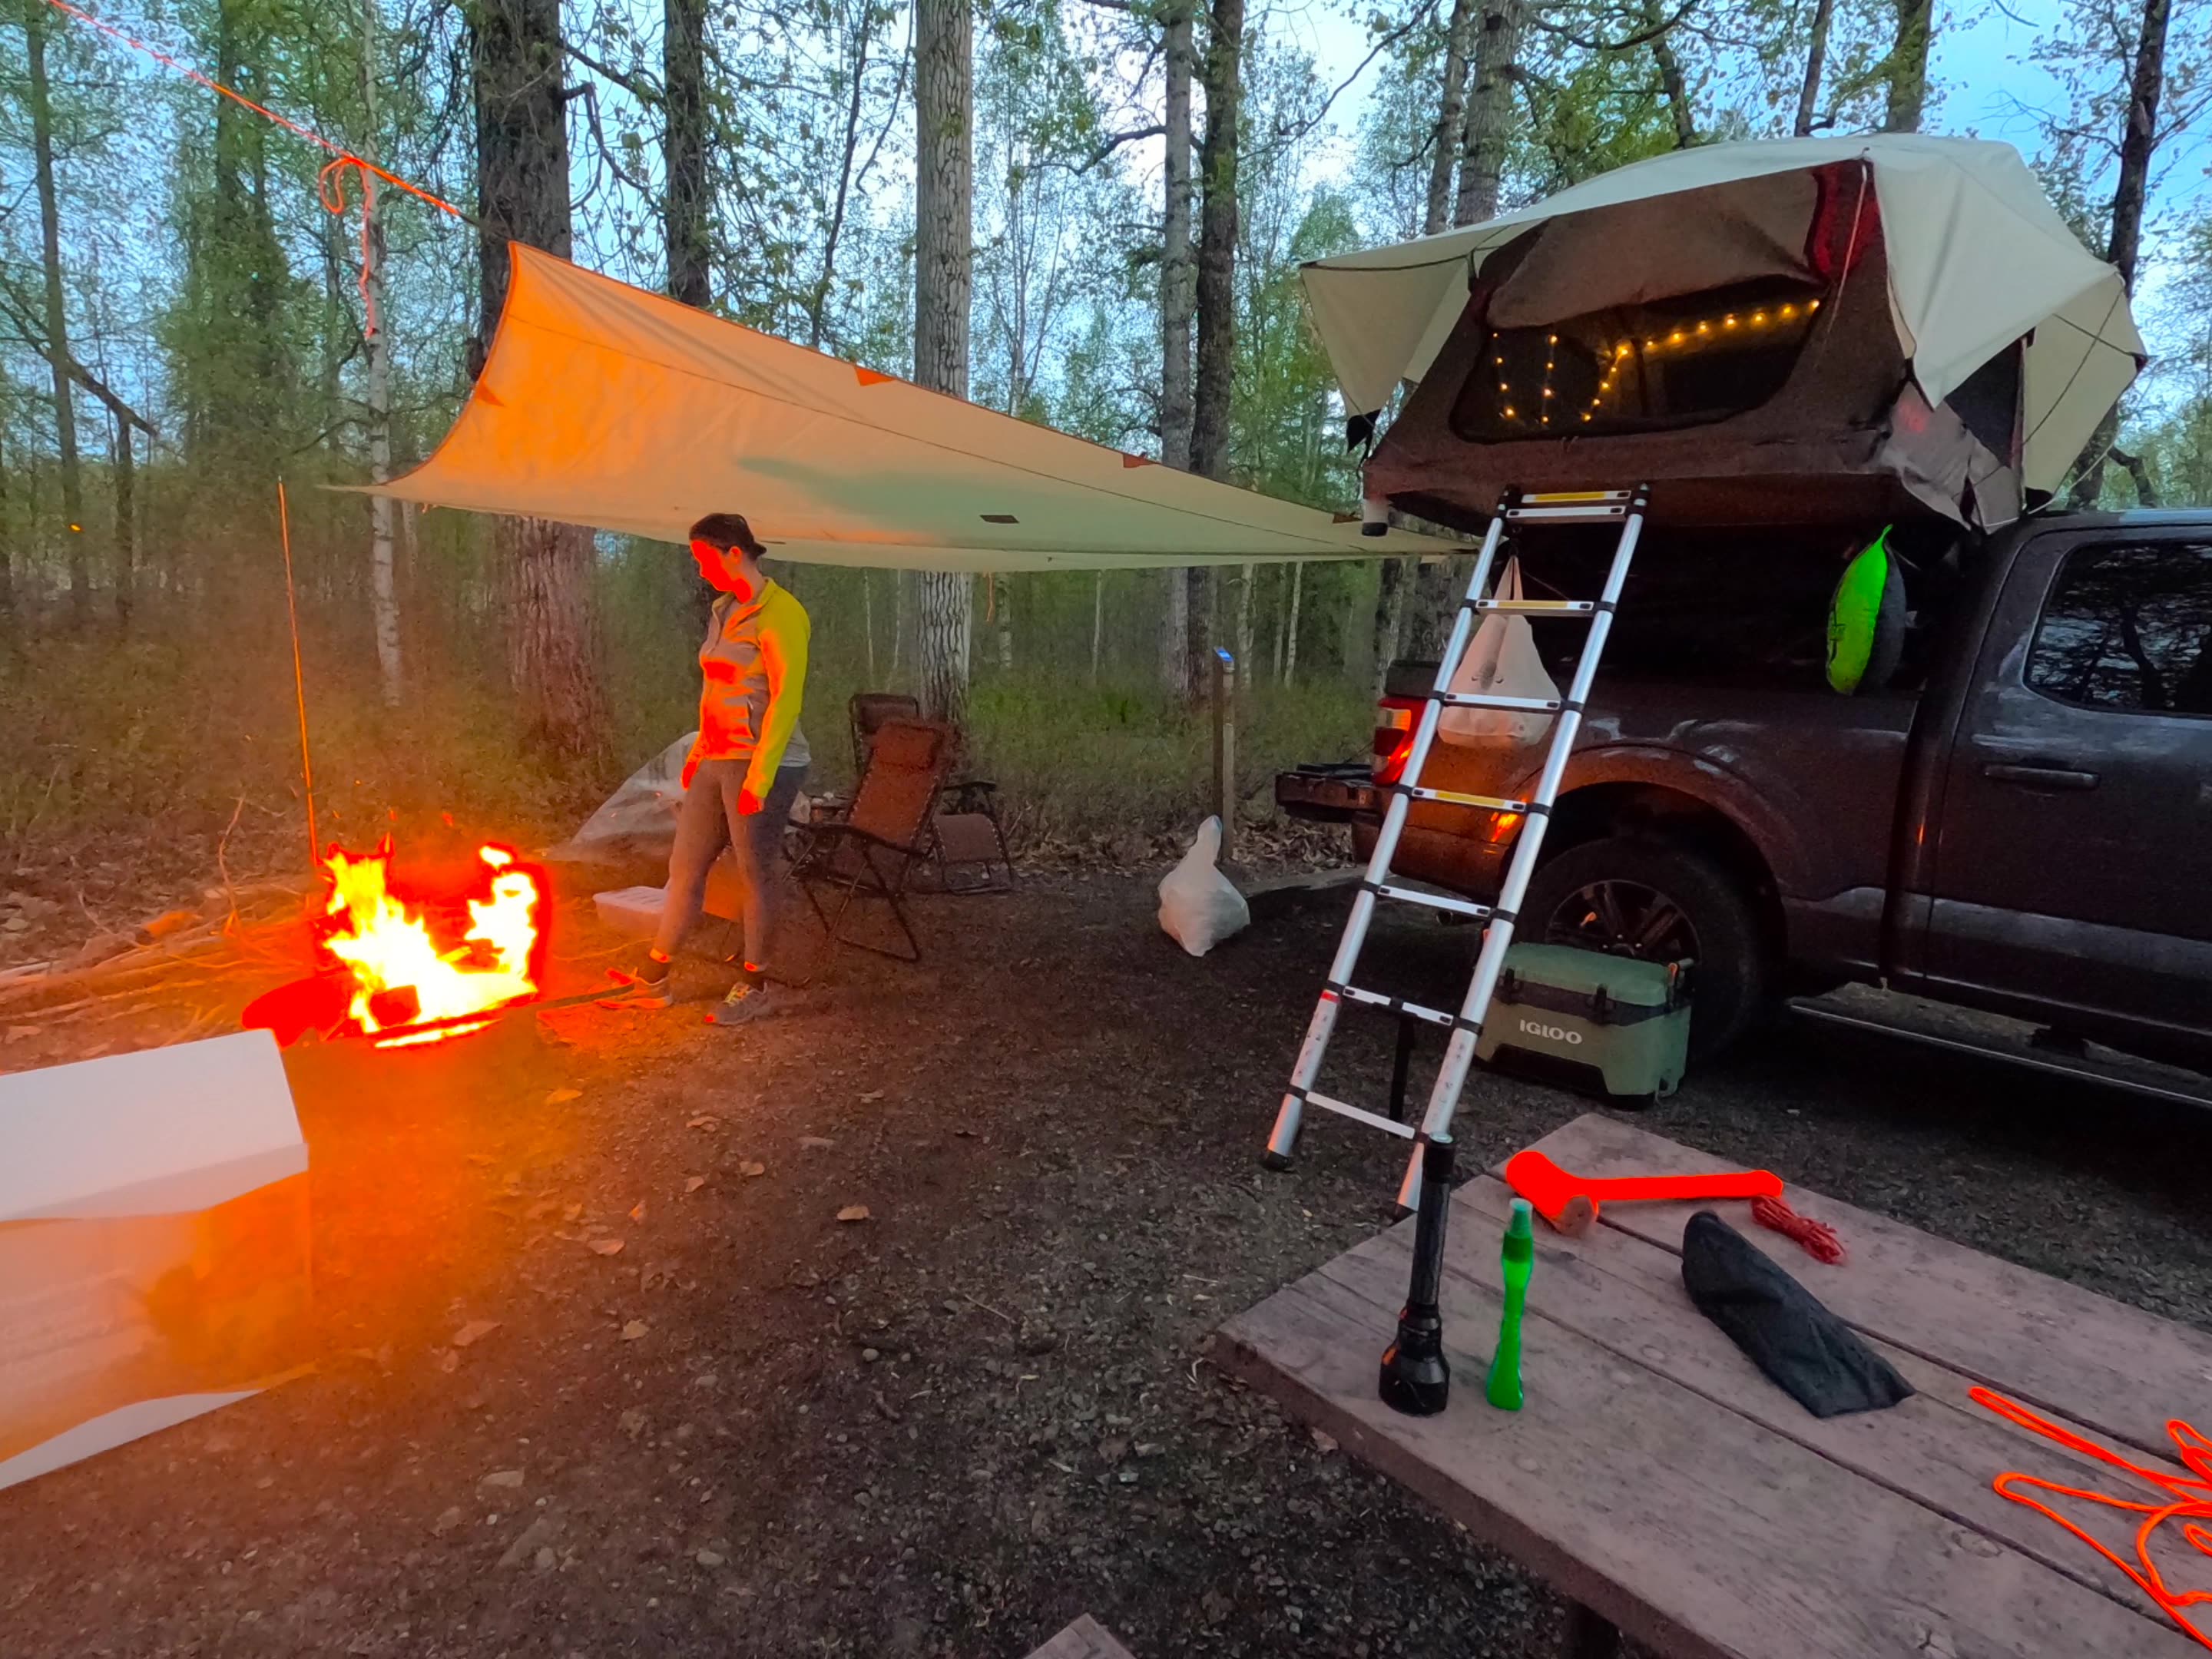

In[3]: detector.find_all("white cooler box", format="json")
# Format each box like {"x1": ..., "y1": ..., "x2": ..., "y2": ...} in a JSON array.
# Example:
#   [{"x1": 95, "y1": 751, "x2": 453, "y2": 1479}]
[{"x1": 0, "y1": 1030, "x2": 312, "y2": 1491}]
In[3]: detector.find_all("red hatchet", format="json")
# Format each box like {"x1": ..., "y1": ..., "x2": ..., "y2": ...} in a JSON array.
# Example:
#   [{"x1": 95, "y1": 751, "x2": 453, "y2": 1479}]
[{"x1": 1505, "y1": 1148, "x2": 1783, "y2": 1237}]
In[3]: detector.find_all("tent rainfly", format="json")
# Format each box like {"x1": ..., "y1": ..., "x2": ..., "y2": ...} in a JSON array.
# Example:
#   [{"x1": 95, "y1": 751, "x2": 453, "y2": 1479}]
[
  {"x1": 1305, "y1": 135, "x2": 2145, "y2": 530},
  {"x1": 369, "y1": 246, "x2": 1452, "y2": 571}
]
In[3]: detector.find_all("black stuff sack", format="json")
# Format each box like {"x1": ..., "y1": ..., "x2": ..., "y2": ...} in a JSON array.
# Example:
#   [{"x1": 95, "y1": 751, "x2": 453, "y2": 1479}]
[{"x1": 1681, "y1": 1210, "x2": 1913, "y2": 1419}]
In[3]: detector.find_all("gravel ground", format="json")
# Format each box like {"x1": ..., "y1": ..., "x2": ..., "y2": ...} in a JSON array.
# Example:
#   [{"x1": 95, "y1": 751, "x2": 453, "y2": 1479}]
[{"x1": 3, "y1": 872, "x2": 2208, "y2": 1658}]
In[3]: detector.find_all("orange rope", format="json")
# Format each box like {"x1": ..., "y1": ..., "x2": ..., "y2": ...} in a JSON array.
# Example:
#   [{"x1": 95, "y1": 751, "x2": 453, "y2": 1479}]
[
  {"x1": 1751, "y1": 1193, "x2": 1846, "y2": 1263},
  {"x1": 46, "y1": 1, "x2": 466, "y2": 223},
  {"x1": 1972, "y1": 1386, "x2": 2212, "y2": 1650},
  {"x1": 46, "y1": 0, "x2": 471, "y2": 341}
]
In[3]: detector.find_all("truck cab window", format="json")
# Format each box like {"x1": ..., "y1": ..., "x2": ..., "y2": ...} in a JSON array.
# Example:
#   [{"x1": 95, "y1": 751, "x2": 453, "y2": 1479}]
[{"x1": 2026, "y1": 541, "x2": 2212, "y2": 715}]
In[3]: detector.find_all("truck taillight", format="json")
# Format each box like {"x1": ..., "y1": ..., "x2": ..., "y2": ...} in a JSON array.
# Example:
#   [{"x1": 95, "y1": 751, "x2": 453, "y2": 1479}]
[{"x1": 1373, "y1": 700, "x2": 1419, "y2": 785}]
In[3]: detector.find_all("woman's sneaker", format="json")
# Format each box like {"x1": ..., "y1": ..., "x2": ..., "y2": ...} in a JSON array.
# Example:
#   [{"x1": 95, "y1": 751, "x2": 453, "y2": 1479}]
[
  {"x1": 601, "y1": 955, "x2": 674, "y2": 1008},
  {"x1": 706, "y1": 978, "x2": 775, "y2": 1025}
]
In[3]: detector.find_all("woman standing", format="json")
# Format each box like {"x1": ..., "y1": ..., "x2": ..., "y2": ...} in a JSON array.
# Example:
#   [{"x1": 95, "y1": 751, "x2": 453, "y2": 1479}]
[{"x1": 614, "y1": 512, "x2": 810, "y2": 1024}]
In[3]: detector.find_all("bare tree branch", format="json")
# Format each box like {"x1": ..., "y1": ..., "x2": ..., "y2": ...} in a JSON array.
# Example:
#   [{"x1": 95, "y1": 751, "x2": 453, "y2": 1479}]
[
  {"x1": 1082, "y1": 123, "x2": 1167, "y2": 171},
  {"x1": 1528, "y1": 0, "x2": 1694, "y2": 52},
  {"x1": 562, "y1": 41, "x2": 661, "y2": 104}
]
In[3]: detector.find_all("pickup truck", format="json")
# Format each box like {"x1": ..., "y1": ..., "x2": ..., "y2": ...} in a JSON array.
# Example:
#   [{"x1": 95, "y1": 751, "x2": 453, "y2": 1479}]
[{"x1": 1277, "y1": 510, "x2": 2212, "y2": 1068}]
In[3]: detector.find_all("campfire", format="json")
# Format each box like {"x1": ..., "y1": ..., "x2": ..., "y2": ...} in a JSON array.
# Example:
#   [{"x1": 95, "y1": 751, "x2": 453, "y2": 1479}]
[{"x1": 244, "y1": 839, "x2": 548, "y2": 1048}]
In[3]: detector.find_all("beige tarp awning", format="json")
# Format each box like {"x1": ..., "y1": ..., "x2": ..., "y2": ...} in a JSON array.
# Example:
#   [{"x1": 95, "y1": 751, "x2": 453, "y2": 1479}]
[
  {"x1": 373, "y1": 246, "x2": 1447, "y2": 572},
  {"x1": 1304, "y1": 135, "x2": 2144, "y2": 493}
]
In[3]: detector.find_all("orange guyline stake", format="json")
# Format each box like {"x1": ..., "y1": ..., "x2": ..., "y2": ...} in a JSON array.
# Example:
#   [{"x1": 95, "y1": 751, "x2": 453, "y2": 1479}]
[{"x1": 1972, "y1": 1387, "x2": 2212, "y2": 1651}]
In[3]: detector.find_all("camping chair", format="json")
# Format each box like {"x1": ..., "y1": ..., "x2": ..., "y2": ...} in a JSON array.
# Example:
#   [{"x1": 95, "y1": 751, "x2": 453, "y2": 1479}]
[
  {"x1": 840, "y1": 691, "x2": 1015, "y2": 895},
  {"x1": 790, "y1": 717, "x2": 954, "y2": 982}
]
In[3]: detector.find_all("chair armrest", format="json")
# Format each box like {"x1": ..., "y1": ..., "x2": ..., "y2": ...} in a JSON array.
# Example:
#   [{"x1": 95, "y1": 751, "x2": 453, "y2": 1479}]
[{"x1": 793, "y1": 820, "x2": 924, "y2": 858}]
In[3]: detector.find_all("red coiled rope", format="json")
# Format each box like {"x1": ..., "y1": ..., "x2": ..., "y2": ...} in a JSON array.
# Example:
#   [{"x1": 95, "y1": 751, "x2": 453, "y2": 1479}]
[
  {"x1": 1750, "y1": 1192, "x2": 1846, "y2": 1264},
  {"x1": 1973, "y1": 1386, "x2": 2212, "y2": 1651}
]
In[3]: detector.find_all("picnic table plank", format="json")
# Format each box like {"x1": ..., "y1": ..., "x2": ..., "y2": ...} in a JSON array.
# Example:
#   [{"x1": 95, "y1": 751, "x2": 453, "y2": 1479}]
[
  {"x1": 1447, "y1": 1173, "x2": 2177, "y2": 1611},
  {"x1": 1518, "y1": 1114, "x2": 2212, "y2": 1459},
  {"x1": 1222, "y1": 1220, "x2": 2201, "y2": 1659}
]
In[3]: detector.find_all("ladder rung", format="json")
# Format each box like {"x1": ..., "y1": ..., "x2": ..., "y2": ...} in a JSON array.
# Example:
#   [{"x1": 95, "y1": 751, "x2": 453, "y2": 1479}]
[
  {"x1": 1505, "y1": 490, "x2": 1634, "y2": 524},
  {"x1": 1336, "y1": 985, "x2": 1458, "y2": 1027},
  {"x1": 1301, "y1": 1090, "x2": 1419, "y2": 1140},
  {"x1": 1402, "y1": 786, "x2": 1532, "y2": 813},
  {"x1": 1473, "y1": 598, "x2": 1596, "y2": 614},
  {"x1": 1429, "y1": 690, "x2": 1561, "y2": 713},
  {"x1": 1373, "y1": 882, "x2": 1493, "y2": 920}
]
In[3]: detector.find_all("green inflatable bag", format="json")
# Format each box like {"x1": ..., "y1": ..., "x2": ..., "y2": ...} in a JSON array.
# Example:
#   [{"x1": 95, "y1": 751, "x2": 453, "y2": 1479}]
[{"x1": 1826, "y1": 526, "x2": 1906, "y2": 694}]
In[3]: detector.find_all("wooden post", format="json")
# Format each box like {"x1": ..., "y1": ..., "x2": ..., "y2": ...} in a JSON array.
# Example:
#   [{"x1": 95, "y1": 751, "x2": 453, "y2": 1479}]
[{"x1": 1211, "y1": 647, "x2": 1236, "y2": 860}]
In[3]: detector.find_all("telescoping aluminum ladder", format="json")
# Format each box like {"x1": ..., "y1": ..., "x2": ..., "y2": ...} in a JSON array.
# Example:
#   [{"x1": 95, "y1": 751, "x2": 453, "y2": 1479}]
[{"x1": 1264, "y1": 485, "x2": 1651, "y2": 1214}]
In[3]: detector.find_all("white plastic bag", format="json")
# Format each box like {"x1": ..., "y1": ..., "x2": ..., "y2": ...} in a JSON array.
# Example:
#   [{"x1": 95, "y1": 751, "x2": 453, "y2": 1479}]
[
  {"x1": 1157, "y1": 816, "x2": 1250, "y2": 957},
  {"x1": 551, "y1": 730, "x2": 698, "y2": 861},
  {"x1": 1439, "y1": 558, "x2": 1560, "y2": 747}
]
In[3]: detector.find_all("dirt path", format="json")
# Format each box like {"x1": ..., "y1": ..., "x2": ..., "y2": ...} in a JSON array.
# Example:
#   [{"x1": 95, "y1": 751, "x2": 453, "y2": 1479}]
[{"x1": 5, "y1": 877, "x2": 2207, "y2": 1657}]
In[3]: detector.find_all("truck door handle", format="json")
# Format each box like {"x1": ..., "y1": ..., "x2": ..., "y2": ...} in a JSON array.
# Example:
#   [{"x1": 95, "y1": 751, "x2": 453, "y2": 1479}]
[{"x1": 1982, "y1": 761, "x2": 2100, "y2": 790}]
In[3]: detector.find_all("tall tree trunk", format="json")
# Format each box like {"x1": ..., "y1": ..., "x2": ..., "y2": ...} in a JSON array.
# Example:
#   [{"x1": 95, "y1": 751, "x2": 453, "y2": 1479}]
[
  {"x1": 1281, "y1": 560, "x2": 1303, "y2": 687},
  {"x1": 1648, "y1": 4, "x2": 1697, "y2": 147},
  {"x1": 111, "y1": 412, "x2": 134, "y2": 634},
  {"x1": 0, "y1": 427, "x2": 13, "y2": 644},
  {"x1": 914, "y1": 0, "x2": 975, "y2": 730},
  {"x1": 1426, "y1": 0, "x2": 1475, "y2": 235},
  {"x1": 1157, "y1": 0, "x2": 1197, "y2": 698},
  {"x1": 1794, "y1": 0, "x2": 1836, "y2": 136},
  {"x1": 863, "y1": 570, "x2": 877, "y2": 683},
  {"x1": 1091, "y1": 573, "x2": 1105, "y2": 684},
  {"x1": 362, "y1": 0, "x2": 402, "y2": 706},
  {"x1": 2070, "y1": 0, "x2": 2170, "y2": 508},
  {"x1": 992, "y1": 573, "x2": 1013, "y2": 671},
  {"x1": 474, "y1": 0, "x2": 607, "y2": 756},
  {"x1": 1234, "y1": 562, "x2": 1255, "y2": 673},
  {"x1": 664, "y1": 0, "x2": 711, "y2": 310},
  {"x1": 1190, "y1": 0, "x2": 1242, "y2": 482},
  {"x1": 1454, "y1": 0, "x2": 1523, "y2": 227},
  {"x1": 1187, "y1": 0, "x2": 1243, "y2": 697},
  {"x1": 1370, "y1": 558, "x2": 1410, "y2": 698},
  {"x1": 25, "y1": 0, "x2": 88, "y2": 631},
  {"x1": 1882, "y1": 0, "x2": 1934, "y2": 133}
]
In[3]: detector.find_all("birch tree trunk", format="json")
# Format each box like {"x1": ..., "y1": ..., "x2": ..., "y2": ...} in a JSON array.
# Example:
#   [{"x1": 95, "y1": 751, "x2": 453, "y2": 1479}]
[
  {"x1": 914, "y1": 0, "x2": 975, "y2": 729},
  {"x1": 24, "y1": 0, "x2": 88, "y2": 632},
  {"x1": 993, "y1": 573, "x2": 1013, "y2": 671},
  {"x1": 475, "y1": 0, "x2": 607, "y2": 755},
  {"x1": 362, "y1": 0, "x2": 402, "y2": 705},
  {"x1": 1190, "y1": 0, "x2": 1242, "y2": 482},
  {"x1": 1426, "y1": 0, "x2": 1475, "y2": 236},
  {"x1": 1454, "y1": 0, "x2": 1523, "y2": 227},
  {"x1": 664, "y1": 0, "x2": 712, "y2": 310},
  {"x1": 111, "y1": 412, "x2": 134, "y2": 634},
  {"x1": 1282, "y1": 561, "x2": 1303, "y2": 687},
  {"x1": 1235, "y1": 562, "x2": 1255, "y2": 673},
  {"x1": 1158, "y1": 0, "x2": 1197, "y2": 697},
  {"x1": 2069, "y1": 0, "x2": 2171, "y2": 506},
  {"x1": 1882, "y1": 0, "x2": 1934, "y2": 133},
  {"x1": 1794, "y1": 0, "x2": 1836, "y2": 136}
]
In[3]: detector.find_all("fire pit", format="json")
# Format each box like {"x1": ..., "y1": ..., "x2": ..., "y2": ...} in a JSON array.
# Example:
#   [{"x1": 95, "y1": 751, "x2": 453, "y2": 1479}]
[{"x1": 243, "y1": 839, "x2": 550, "y2": 1051}]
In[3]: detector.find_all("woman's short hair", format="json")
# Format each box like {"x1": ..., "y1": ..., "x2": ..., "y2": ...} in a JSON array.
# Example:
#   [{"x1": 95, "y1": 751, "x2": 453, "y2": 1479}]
[{"x1": 688, "y1": 512, "x2": 767, "y2": 558}]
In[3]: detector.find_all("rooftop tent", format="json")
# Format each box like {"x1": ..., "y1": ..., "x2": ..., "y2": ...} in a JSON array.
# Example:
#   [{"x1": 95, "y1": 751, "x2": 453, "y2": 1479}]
[
  {"x1": 370, "y1": 245, "x2": 1451, "y2": 571},
  {"x1": 1305, "y1": 137, "x2": 2144, "y2": 530}
]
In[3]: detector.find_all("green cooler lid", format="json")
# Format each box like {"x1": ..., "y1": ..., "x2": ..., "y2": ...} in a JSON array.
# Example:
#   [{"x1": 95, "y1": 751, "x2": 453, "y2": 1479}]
[{"x1": 1501, "y1": 943, "x2": 1679, "y2": 1008}]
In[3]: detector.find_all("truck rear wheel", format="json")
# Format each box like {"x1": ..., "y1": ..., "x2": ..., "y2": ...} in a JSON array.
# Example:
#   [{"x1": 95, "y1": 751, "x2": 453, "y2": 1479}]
[{"x1": 1515, "y1": 836, "x2": 1772, "y2": 1059}]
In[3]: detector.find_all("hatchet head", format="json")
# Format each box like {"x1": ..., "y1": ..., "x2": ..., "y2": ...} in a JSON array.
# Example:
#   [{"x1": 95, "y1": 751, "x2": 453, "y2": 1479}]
[{"x1": 1504, "y1": 1149, "x2": 1598, "y2": 1237}]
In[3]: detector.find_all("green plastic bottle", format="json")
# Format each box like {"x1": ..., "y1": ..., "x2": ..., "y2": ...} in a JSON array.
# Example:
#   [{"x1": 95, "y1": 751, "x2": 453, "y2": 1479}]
[{"x1": 1485, "y1": 1197, "x2": 1534, "y2": 1410}]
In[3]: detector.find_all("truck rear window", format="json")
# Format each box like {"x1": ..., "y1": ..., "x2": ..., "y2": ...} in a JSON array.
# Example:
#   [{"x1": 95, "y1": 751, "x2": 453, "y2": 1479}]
[{"x1": 2027, "y1": 540, "x2": 2212, "y2": 715}]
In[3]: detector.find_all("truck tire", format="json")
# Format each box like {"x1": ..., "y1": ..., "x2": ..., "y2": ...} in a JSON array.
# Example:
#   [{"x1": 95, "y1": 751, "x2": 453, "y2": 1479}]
[{"x1": 1515, "y1": 836, "x2": 1772, "y2": 1059}]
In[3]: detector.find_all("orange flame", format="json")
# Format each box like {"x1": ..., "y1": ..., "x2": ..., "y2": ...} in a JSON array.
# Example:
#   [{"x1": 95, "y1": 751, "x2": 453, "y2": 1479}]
[{"x1": 317, "y1": 839, "x2": 543, "y2": 1042}]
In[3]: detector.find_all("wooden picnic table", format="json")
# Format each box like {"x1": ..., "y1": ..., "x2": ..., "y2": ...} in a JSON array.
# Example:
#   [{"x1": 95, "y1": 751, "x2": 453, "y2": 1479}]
[{"x1": 1218, "y1": 1112, "x2": 2212, "y2": 1658}]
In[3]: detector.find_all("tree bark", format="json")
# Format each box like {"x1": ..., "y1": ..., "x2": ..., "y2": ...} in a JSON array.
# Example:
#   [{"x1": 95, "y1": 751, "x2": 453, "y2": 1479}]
[
  {"x1": 664, "y1": 0, "x2": 711, "y2": 310},
  {"x1": 1882, "y1": 0, "x2": 1934, "y2": 133},
  {"x1": 1281, "y1": 560, "x2": 1303, "y2": 687},
  {"x1": 1455, "y1": 0, "x2": 1523, "y2": 227},
  {"x1": 1157, "y1": 0, "x2": 1199, "y2": 700},
  {"x1": 993, "y1": 572, "x2": 1013, "y2": 671},
  {"x1": 1794, "y1": 0, "x2": 1835, "y2": 136},
  {"x1": 474, "y1": 0, "x2": 607, "y2": 756},
  {"x1": 1234, "y1": 561, "x2": 1256, "y2": 674},
  {"x1": 1190, "y1": 0, "x2": 1243, "y2": 482},
  {"x1": 111, "y1": 412, "x2": 134, "y2": 634},
  {"x1": 1426, "y1": 0, "x2": 1475, "y2": 236},
  {"x1": 914, "y1": 0, "x2": 975, "y2": 730},
  {"x1": 24, "y1": 0, "x2": 88, "y2": 631},
  {"x1": 1649, "y1": 5, "x2": 1697, "y2": 147},
  {"x1": 2068, "y1": 0, "x2": 2170, "y2": 508},
  {"x1": 1370, "y1": 557, "x2": 1411, "y2": 698},
  {"x1": 362, "y1": 0, "x2": 402, "y2": 705}
]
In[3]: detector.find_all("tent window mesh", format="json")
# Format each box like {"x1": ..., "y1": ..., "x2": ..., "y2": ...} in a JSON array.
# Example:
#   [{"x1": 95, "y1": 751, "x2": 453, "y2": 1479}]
[{"x1": 1449, "y1": 277, "x2": 1828, "y2": 442}]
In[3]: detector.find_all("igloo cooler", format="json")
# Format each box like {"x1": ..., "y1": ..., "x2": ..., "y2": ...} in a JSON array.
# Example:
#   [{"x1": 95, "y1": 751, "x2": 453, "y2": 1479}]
[{"x1": 1475, "y1": 943, "x2": 1693, "y2": 1104}]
